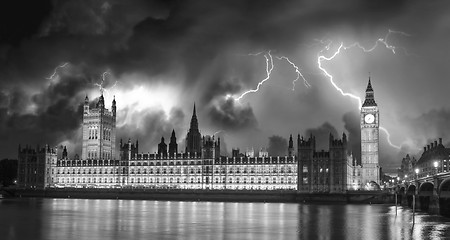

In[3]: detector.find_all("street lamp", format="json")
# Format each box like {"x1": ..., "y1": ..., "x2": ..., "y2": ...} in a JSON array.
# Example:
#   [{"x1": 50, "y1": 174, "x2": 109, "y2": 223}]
[
  {"x1": 413, "y1": 168, "x2": 419, "y2": 225},
  {"x1": 434, "y1": 161, "x2": 439, "y2": 175}
]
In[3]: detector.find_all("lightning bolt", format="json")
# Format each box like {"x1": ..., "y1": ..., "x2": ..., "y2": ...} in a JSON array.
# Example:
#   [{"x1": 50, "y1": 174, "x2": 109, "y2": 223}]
[
  {"x1": 275, "y1": 56, "x2": 311, "y2": 90},
  {"x1": 46, "y1": 62, "x2": 69, "y2": 80},
  {"x1": 317, "y1": 29, "x2": 410, "y2": 149},
  {"x1": 232, "y1": 51, "x2": 311, "y2": 101},
  {"x1": 94, "y1": 71, "x2": 119, "y2": 98},
  {"x1": 233, "y1": 51, "x2": 274, "y2": 101},
  {"x1": 213, "y1": 130, "x2": 225, "y2": 136}
]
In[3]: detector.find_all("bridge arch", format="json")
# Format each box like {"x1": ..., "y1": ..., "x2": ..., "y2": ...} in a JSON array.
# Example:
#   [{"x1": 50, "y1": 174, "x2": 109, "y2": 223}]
[
  {"x1": 418, "y1": 182, "x2": 434, "y2": 211},
  {"x1": 439, "y1": 178, "x2": 450, "y2": 217},
  {"x1": 397, "y1": 185, "x2": 406, "y2": 204},
  {"x1": 406, "y1": 184, "x2": 416, "y2": 208}
]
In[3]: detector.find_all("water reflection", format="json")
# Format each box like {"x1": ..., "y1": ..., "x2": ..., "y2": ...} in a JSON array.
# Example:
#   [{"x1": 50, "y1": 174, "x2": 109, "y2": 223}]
[{"x1": 0, "y1": 198, "x2": 449, "y2": 240}]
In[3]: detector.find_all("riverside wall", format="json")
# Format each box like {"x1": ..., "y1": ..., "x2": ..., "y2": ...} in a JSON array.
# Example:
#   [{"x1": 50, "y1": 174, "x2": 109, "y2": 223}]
[{"x1": 8, "y1": 188, "x2": 394, "y2": 204}]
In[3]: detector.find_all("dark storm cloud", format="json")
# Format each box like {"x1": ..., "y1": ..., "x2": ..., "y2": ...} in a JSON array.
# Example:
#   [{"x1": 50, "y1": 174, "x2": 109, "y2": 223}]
[
  {"x1": 0, "y1": 1, "x2": 53, "y2": 45},
  {"x1": 343, "y1": 111, "x2": 361, "y2": 163},
  {"x1": 404, "y1": 109, "x2": 450, "y2": 148},
  {"x1": 208, "y1": 98, "x2": 258, "y2": 131},
  {"x1": 116, "y1": 107, "x2": 185, "y2": 153},
  {"x1": 305, "y1": 122, "x2": 338, "y2": 151},
  {"x1": 267, "y1": 135, "x2": 288, "y2": 157},
  {"x1": 0, "y1": 0, "x2": 449, "y2": 166}
]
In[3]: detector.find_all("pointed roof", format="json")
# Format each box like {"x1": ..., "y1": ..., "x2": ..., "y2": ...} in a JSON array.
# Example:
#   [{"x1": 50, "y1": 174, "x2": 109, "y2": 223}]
[
  {"x1": 193, "y1": 102, "x2": 197, "y2": 116},
  {"x1": 362, "y1": 77, "x2": 377, "y2": 107},
  {"x1": 96, "y1": 93, "x2": 105, "y2": 108},
  {"x1": 366, "y1": 77, "x2": 374, "y2": 92},
  {"x1": 189, "y1": 103, "x2": 199, "y2": 130}
]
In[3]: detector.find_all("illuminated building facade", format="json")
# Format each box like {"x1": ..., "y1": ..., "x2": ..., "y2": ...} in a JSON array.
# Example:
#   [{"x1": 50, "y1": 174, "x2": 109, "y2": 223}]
[
  {"x1": 82, "y1": 94, "x2": 116, "y2": 161},
  {"x1": 414, "y1": 138, "x2": 450, "y2": 179},
  {"x1": 19, "y1": 93, "x2": 366, "y2": 192}
]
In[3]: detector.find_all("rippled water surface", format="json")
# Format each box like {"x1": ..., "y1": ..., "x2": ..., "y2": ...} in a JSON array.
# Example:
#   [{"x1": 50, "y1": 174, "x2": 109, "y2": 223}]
[{"x1": 1, "y1": 198, "x2": 449, "y2": 240}]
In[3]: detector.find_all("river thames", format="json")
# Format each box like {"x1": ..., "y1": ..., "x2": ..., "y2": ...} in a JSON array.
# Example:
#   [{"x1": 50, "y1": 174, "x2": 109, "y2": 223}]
[{"x1": 0, "y1": 198, "x2": 449, "y2": 240}]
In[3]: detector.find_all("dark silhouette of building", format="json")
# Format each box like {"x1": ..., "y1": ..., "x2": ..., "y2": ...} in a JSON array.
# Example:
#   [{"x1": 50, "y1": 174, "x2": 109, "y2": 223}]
[
  {"x1": 158, "y1": 137, "x2": 168, "y2": 157},
  {"x1": 169, "y1": 129, "x2": 178, "y2": 157},
  {"x1": 288, "y1": 134, "x2": 294, "y2": 157},
  {"x1": 297, "y1": 133, "x2": 348, "y2": 193},
  {"x1": 17, "y1": 144, "x2": 57, "y2": 188},
  {"x1": 119, "y1": 139, "x2": 138, "y2": 160},
  {"x1": 202, "y1": 135, "x2": 220, "y2": 159},
  {"x1": 0, "y1": 159, "x2": 18, "y2": 187},
  {"x1": 185, "y1": 104, "x2": 202, "y2": 156}
]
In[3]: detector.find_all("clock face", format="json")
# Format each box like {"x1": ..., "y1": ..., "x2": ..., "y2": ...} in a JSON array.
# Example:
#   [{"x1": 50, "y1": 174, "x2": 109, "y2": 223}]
[{"x1": 364, "y1": 114, "x2": 375, "y2": 124}]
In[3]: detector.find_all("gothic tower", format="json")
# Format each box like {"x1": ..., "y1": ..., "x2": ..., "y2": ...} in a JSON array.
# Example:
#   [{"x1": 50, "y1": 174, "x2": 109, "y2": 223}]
[
  {"x1": 169, "y1": 129, "x2": 178, "y2": 156},
  {"x1": 185, "y1": 103, "x2": 202, "y2": 156},
  {"x1": 82, "y1": 93, "x2": 116, "y2": 160},
  {"x1": 360, "y1": 78, "x2": 380, "y2": 187},
  {"x1": 288, "y1": 134, "x2": 294, "y2": 157}
]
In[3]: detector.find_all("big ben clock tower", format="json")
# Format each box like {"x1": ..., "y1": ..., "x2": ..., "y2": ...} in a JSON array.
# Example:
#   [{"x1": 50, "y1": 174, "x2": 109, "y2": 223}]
[{"x1": 360, "y1": 78, "x2": 380, "y2": 188}]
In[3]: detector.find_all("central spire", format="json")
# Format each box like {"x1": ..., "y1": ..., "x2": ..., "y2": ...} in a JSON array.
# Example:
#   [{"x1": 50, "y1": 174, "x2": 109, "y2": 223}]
[
  {"x1": 193, "y1": 103, "x2": 196, "y2": 116},
  {"x1": 186, "y1": 103, "x2": 202, "y2": 155},
  {"x1": 190, "y1": 103, "x2": 199, "y2": 130}
]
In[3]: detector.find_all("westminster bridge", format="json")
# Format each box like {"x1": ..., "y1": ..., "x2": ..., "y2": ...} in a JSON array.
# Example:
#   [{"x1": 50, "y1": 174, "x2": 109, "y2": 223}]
[{"x1": 398, "y1": 171, "x2": 450, "y2": 217}]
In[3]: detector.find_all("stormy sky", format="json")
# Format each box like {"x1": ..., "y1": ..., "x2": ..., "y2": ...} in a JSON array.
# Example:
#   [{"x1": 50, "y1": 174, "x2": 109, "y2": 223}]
[{"x1": 1, "y1": 0, "x2": 450, "y2": 173}]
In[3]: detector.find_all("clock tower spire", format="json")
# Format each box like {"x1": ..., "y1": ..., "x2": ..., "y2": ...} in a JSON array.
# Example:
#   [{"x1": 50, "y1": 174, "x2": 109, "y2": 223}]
[{"x1": 360, "y1": 77, "x2": 380, "y2": 189}]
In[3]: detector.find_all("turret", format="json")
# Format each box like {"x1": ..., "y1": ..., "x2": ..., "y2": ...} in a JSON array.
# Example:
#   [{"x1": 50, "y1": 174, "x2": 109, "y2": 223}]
[
  {"x1": 96, "y1": 94, "x2": 105, "y2": 109},
  {"x1": 169, "y1": 129, "x2": 178, "y2": 156},
  {"x1": 112, "y1": 96, "x2": 116, "y2": 117},
  {"x1": 288, "y1": 134, "x2": 294, "y2": 157},
  {"x1": 158, "y1": 137, "x2": 167, "y2": 156},
  {"x1": 62, "y1": 146, "x2": 68, "y2": 159},
  {"x1": 84, "y1": 95, "x2": 89, "y2": 114}
]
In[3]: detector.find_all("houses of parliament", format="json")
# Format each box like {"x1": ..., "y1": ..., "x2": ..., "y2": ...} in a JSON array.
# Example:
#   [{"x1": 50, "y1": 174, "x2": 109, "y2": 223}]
[{"x1": 17, "y1": 79, "x2": 381, "y2": 192}]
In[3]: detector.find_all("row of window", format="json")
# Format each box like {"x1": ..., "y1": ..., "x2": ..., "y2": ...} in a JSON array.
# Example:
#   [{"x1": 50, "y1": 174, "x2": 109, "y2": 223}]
[
  {"x1": 88, "y1": 128, "x2": 112, "y2": 141},
  {"x1": 56, "y1": 176, "x2": 297, "y2": 185},
  {"x1": 87, "y1": 151, "x2": 112, "y2": 160},
  {"x1": 55, "y1": 167, "x2": 298, "y2": 175}
]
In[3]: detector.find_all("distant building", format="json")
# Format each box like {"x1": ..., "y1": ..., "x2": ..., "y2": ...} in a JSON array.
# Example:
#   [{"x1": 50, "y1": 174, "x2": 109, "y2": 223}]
[
  {"x1": 397, "y1": 154, "x2": 416, "y2": 181},
  {"x1": 258, "y1": 148, "x2": 268, "y2": 158},
  {"x1": 245, "y1": 147, "x2": 254, "y2": 158}
]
